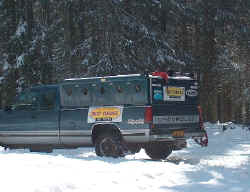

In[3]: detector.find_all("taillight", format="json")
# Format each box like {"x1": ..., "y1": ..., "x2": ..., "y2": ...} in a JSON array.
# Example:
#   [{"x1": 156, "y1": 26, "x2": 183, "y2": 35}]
[
  {"x1": 144, "y1": 106, "x2": 153, "y2": 123},
  {"x1": 196, "y1": 105, "x2": 208, "y2": 146},
  {"x1": 198, "y1": 105, "x2": 204, "y2": 130}
]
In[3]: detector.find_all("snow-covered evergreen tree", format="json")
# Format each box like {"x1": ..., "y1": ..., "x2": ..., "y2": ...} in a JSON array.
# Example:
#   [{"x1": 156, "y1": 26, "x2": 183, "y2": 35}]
[{"x1": 0, "y1": 0, "x2": 249, "y2": 123}]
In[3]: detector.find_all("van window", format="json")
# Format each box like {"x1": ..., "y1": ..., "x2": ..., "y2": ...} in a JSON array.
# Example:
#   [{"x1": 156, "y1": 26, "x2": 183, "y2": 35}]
[
  {"x1": 151, "y1": 77, "x2": 198, "y2": 105},
  {"x1": 113, "y1": 80, "x2": 147, "y2": 105},
  {"x1": 92, "y1": 83, "x2": 115, "y2": 106},
  {"x1": 61, "y1": 79, "x2": 148, "y2": 107},
  {"x1": 61, "y1": 85, "x2": 74, "y2": 106},
  {"x1": 40, "y1": 89, "x2": 57, "y2": 110},
  {"x1": 15, "y1": 90, "x2": 40, "y2": 110},
  {"x1": 113, "y1": 82, "x2": 128, "y2": 105},
  {"x1": 61, "y1": 84, "x2": 92, "y2": 107},
  {"x1": 130, "y1": 81, "x2": 147, "y2": 105},
  {"x1": 77, "y1": 85, "x2": 92, "y2": 106},
  {"x1": 152, "y1": 78, "x2": 164, "y2": 103}
]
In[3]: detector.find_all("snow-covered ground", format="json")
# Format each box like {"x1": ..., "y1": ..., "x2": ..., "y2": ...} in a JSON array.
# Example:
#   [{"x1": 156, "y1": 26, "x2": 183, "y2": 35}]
[{"x1": 0, "y1": 123, "x2": 250, "y2": 192}]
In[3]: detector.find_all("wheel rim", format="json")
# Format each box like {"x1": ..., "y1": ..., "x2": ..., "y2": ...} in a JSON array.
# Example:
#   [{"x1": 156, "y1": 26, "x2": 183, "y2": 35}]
[{"x1": 99, "y1": 138, "x2": 117, "y2": 157}]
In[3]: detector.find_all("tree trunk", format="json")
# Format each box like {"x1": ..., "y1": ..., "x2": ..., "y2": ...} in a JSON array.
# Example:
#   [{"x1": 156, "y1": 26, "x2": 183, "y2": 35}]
[
  {"x1": 246, "y1": 103, "x2": 250, "y2": 124},
  {"x1": 40, "y1": 0, "x2": 53, "y2": 84},
  {"x1": 160, "y1": 0, "x2": 168, "y2": 33},
  {"x1": 78, "y1": 0, "x2": 85, "y2": 40},
  {"x1": 25, "y1": 0, "x2": 34, "y2": 40},
  {"x1": 64, "y1": 2, "x2": 74, "y2": 76},
  {"x1": 41, "y1": 0, "x2": 50, "y2": 25},
  {"x1": 4, "y1": 0, "x2": 18, "y2": 107},
  {"x1": 199, "y1": 1, "x2": 217, "y2": 122}
]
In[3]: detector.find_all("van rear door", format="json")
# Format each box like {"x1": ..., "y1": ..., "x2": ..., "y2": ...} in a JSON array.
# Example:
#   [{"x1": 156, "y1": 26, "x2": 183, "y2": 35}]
[{"x1": 151, "y1": 76, "x2": 201, "y2": 136}]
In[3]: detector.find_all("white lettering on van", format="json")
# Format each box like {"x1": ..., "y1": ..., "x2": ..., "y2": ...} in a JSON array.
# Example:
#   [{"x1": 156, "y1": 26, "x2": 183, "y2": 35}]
[
  {"x1": 128, "y1": 119, "x2": 144, "y2": 125},
  {"x1": 186, "y1": 89, "x2": 198, "y2": 97},
  {"x1": 153, "y1": 115, "x2": 199, "y2": 124}
]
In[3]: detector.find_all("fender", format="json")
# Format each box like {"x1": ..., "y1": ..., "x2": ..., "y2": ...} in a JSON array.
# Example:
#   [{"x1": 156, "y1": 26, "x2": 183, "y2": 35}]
[
  {"x1": 194, "y1": 130, "x2": 208, "y2": 147},
  {"x1": 91, "y1": 123, "x2": 122, "y2": 144}
]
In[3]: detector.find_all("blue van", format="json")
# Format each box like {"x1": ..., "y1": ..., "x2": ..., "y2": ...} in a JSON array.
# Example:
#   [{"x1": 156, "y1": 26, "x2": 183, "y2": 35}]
[{"x1": 0, "y1": 74, "x2": 207, "y2": 159}]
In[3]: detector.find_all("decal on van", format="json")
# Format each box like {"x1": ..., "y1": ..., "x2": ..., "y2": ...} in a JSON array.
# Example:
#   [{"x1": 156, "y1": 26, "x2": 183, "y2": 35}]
[
  {"x1": 153, "y1": 115, "x2": 199, "y2": 124},
  {"x1": 186, "y1": 89, "x2": 198, "y2": 97},
  {"x1": 88, "y1": 106, "x2": 123, "y2": 123},
  {"x1": 128, "y1": 119, "x2": 144, "y2": 125},
  {"x1": 164, "y1": 86, "x2": 185, "y2": 101},
  {"x1": 190, "y1": 85, "x2": 198, "y2": 89},
  {"x1": 153, "y1": 89, "x2": 163, "y2": 100}
]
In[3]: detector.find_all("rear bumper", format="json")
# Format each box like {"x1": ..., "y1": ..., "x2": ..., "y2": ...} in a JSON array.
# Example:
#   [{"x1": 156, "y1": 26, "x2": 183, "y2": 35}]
[{"x1": 149, "y1": 131, "x2": 206, "y2": 142}]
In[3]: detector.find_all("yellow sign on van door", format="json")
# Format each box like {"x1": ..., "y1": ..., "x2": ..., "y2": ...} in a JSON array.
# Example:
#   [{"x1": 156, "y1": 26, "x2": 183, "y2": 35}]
[
  {"x1": 88, "y1": 106, "x2": 123, "y2": 123},
  {"x1": 164, "y1": 86, "x2": 185, "y2": 101}
]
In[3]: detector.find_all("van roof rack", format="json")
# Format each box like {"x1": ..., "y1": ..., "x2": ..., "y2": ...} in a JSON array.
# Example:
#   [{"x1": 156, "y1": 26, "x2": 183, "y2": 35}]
[{"x1": 168, "y1": 71, "x2": 197, "y2": 80}]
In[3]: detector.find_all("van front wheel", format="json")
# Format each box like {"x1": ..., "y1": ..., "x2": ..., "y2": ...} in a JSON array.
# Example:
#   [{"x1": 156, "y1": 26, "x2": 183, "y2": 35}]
[
  {"x1": 144, "y1": 143, "x2": 173, "y2": 160},
  {"x1": 95, "y1": 134, "x2": 123, "y2": 158}
]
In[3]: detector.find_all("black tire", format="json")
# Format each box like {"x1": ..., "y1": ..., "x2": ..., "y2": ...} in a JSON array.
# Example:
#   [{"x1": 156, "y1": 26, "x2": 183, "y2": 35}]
[
  {"x1": 95, "y1": 134, "x2": 124, "y2": 158},
  {"x1": 144, "y1": 143, "x2": 173, "y2": 160},
  {"x1": 127, "y1": 144, "x2": 141, "y2": 154}
]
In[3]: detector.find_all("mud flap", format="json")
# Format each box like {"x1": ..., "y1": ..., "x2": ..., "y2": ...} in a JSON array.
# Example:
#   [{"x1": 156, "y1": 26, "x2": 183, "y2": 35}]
[{"x1": 194, "y1": 130, "x2": 208, "y2": 147}]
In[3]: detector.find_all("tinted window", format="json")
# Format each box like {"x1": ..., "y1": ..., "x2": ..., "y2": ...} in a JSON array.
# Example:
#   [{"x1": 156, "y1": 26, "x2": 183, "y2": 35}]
[
  {"x1": 15, "y1": 90, "x2": 40, "y2": 110},
  {"x1": 113, "y1": 82, "x2": 128, "y2": 105},
  {"x1": 152, "y1": 78, "x2": 164, "y2": 103},
  {"x1": 113, "y1": 80, "x2": 147, "y2": 105},
  {"x1": 40, "y1": 89, "x2": 57, "y2": 110},
  {"x1": 61, "y1": 84, "x2": 92, "y2": 107},
  {"x1": 151, "y1": 77, "x2": 199, "y2": 105},
  {"x1": 61, "y1": 80, "x2": 148, "y2": 107},
  {"x1": 165, "y1": 78, "x2": 198, "y2": 105},
  {"x1": 92, "y1": 83, "x2": 115, "y2": 106},
  {"x1": 61, "y1": 85, "x2": 74, "y2": 106},
  {"x1": 130, "y1": 81, "x2": 147, "y2": 105}
]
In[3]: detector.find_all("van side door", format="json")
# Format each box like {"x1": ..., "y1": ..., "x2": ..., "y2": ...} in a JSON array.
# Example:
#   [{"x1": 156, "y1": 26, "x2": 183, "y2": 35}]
[
  {"x1": 31, "y1": 87, "x2": 60, "y2": 145},
  {"x1": 0, "y1": 89, "x2": 40, "y2": 145}
]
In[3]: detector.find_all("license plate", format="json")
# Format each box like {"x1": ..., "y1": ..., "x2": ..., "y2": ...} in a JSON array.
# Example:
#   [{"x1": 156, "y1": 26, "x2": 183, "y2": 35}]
[{"x1": 172, "y1": 130, "x2": 184, "y2": 137}]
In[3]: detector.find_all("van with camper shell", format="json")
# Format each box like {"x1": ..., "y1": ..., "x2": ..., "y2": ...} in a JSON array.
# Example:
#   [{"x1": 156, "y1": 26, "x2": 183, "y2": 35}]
[{"x1": 0, "y1": 73, "x2": 207, "y2": 159}]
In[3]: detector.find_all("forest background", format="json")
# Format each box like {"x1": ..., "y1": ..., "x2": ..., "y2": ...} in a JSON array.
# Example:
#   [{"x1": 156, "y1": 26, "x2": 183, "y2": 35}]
[{"x1": 0, "y1": 0, "x2": 249, "y2": 123}]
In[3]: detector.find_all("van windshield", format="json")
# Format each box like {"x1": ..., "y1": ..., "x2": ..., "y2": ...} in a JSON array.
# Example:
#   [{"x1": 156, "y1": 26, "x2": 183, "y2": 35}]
[{"x1": 151, "y1": 77, "x2": 199, "y2": 105}]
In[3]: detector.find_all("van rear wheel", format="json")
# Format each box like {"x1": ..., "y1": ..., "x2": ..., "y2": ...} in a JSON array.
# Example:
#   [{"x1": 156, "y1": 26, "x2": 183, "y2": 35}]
[
  {"x1": 144, "y1": 143, "x2": 173, "y2": 160},
  {"x1": 95, "y1": 134, "x2": 124, "y2": 158}
]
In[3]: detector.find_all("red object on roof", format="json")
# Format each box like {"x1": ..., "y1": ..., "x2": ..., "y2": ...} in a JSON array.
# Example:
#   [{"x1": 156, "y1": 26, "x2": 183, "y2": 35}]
[{"x1": 152, "y1": 71, "x2": 168, "y2": 81}]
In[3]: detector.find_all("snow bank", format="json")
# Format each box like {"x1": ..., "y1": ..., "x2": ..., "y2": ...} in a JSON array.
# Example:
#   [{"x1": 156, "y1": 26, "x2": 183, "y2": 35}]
[{"x1": 0, "y1": 123, "x2": 249, "y2": 192}]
